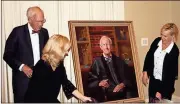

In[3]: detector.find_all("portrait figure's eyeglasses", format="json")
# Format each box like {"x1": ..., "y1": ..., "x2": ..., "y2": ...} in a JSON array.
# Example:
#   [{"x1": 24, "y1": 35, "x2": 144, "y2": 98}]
[{"x1": 101, "y1": 44, "x2": 111, "y2": 47}]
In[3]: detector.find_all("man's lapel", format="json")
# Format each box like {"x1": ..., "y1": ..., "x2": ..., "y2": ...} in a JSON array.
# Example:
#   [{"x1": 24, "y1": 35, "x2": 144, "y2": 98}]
[
  {"x1": 24, "y1": 24, "x2": 34, "y2": 59},
  {"x1": 38, "y1": 29, "x2": 44, "y2": 57}
]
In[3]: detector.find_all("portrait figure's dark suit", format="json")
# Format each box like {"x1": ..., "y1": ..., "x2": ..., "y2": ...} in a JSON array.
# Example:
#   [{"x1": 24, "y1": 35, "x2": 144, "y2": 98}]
[
  {"x1": 3, "y1": 23, "x2": 49, "y2": 102},
  {"x1": 88, "y1": 53, "x2": 129, "y2": 102},
  {"x1": 143, "y1": 37, "x2": 179, "y2": 100}
]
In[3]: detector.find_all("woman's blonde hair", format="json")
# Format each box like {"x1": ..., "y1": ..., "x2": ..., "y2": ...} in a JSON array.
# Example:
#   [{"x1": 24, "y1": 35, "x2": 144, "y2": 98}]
[
  {"x1": 161, "y1": 23, "x2": 179, "y2": 42},
  {"x1": 42, "y1": 34, "x2": 71, "y2": 69}
]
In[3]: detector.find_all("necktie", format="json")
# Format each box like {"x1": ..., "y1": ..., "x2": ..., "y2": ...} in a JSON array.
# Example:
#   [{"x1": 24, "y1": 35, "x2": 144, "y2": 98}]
[
  {"x1": 32, "y1": 30, "x2": 40, "y2": 34},
  {"x1": 105, "y1": 57, "x2": 112, "y2": 63}
]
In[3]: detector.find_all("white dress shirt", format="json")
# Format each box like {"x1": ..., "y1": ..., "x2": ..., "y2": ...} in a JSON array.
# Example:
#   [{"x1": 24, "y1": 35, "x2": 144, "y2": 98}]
[
  {"x1": 19, "y1": 23, "x2": 40, "y2": 71},
  {"x1": 153, "y1": 40, "x2": 174, "y2": 81}
]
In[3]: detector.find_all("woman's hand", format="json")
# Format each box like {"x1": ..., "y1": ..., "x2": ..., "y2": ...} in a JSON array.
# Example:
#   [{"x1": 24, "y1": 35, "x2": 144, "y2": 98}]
[
  {"x1": 142, "y1": 71, "x2": 149, "y2": 86},
  {"x1": 72, "y1": 90, "x2": 92, "y2": 102},
  {"x1": 156, "y1": 92, "x2": 162, "y2": 100},
  {"x1": 81, "y1": 96, "x2": 92, "y2": 103}
]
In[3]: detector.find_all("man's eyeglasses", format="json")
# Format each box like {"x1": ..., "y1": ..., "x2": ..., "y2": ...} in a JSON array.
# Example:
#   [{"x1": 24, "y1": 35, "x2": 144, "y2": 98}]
[{"x1": 35, "y1": 19, "x2": 46, "y2": 23}]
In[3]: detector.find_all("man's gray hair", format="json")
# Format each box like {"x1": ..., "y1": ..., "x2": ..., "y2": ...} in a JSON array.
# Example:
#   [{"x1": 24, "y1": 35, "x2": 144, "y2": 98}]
[{"x1": 26, "y1": 6, "x2": 42, "y2": 20}]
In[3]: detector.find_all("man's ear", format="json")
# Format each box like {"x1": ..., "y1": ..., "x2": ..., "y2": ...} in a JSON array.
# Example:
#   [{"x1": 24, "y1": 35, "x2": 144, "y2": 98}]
[
  {"x1": 28, "y1": 17, "x2": 33, "y2": 23},
  {"x1": 100, "y1": 45, "x2": 103, "y2": 50}
]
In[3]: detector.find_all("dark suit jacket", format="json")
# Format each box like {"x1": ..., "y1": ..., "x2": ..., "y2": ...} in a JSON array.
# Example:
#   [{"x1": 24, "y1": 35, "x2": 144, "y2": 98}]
[
  {"x1": 3, "y1": 23, "x2": 49, "y2": 94},
  {"x1": 88, "y1": 54, "x2": 129, "y2": 101},
  {"x1": 24, "y1": 59, "x2": 77, "y2": 103},
  {"x1": 143, "y1": 37, "x2": 179, "y2": 99}
]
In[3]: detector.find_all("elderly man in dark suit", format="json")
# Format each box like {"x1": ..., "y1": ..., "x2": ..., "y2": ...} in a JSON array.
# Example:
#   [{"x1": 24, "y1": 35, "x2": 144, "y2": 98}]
[
  {"x1": 88, "y1": 36, "x2": 129, "y2": 102},
  {"x1": 3, "y1": 6, "x2": 49, "y2": 103}
]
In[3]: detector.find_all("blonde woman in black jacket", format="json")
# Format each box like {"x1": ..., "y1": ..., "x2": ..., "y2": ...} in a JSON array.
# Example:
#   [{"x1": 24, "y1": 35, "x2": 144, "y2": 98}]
[
  {"x1": 142, "y1": 23, "x2": 179, "y2": 103},
  {"x1": 25, "y1": 34, "x2": 92, "y2": 103}
]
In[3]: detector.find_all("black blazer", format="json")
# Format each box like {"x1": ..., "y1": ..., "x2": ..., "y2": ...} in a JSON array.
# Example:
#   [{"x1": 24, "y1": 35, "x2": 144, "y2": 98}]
[
  {"x1": 24, "y1": 59, "x2": 77, "y2": 103},
  {"x1": 143, "y1": 37, "x2": 179, "y2": 98},
  {"x1": 3, "y1": 24, "x2": 49, "y2": 70}
]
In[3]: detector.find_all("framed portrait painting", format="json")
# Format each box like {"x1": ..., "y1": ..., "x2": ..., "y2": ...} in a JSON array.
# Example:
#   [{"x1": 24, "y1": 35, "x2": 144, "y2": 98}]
[{"x1": 68, "y1": 21, "x2": 145, "y2": 103}]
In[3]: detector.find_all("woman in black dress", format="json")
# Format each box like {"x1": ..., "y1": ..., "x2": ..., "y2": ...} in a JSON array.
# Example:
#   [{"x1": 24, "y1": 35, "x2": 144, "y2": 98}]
[{"x1": 24, "y1": 34, "x2": 92, "y2": 103}]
